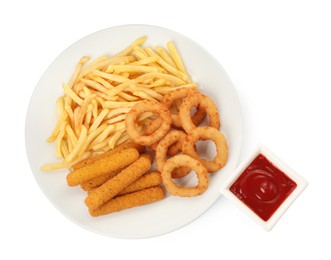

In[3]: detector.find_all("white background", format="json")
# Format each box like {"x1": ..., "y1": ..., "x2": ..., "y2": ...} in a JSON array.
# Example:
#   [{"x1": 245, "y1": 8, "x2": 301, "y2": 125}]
[{"x1": 1, "y1": 0, "x2": 330, "y2": 259}]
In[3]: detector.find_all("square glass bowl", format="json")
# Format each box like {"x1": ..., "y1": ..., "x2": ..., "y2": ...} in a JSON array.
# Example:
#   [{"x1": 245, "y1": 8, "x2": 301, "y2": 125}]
[{"x1": 221, "y1": 145, "x2": 308, "y2": 231}]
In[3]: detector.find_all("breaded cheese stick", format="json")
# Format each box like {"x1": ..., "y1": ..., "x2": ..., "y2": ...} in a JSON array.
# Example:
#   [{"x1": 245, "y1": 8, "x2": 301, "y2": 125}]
[
  {"x1": 80, "y1": 169, "x2": 121, "y2": 191},
  {"x1": 140, "y1": 152, "x2": 154, "y2": 163},
  {"x1": 81, "y1": 153, "x2": 153, "y2": 191},
  {"x1": 89, "y1": 186, "x2": 165, "y2": 217},
  {"x1": 67, "y1": 148, "x2": 139, "y2": 186},
  {"x1": 118, "y1": 171, "x2": 162, "y2": 196},
  {"x1": 85, "y1": 156, "x2": 151, "y2": 210},
  {"x1": 72, "y1": 142, "x2": 144, "y2": 170}
]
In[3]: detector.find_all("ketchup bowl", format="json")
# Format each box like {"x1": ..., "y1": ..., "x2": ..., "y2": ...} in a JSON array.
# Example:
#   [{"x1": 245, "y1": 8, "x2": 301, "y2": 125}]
[{"x1": 221, "y1": 145, "x2": 308, "y2": 231}]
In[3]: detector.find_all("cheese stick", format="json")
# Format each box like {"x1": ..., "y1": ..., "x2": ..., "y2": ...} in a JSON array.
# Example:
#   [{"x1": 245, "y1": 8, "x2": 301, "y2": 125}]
[
  {"x1": 80, "y1": 153, "x2": 154, "y2": 191},
  {"x1": 72, "y1": 142, "x2": 144, "y2": 170},
  {"x1": 118, "y1": 171, "x2": 162, "y2": 196},
  {"x1": 85, "y1": 156, "x2": 151, "y2": 210},
  {"x1": 89, "y1": 186, "x2": 165, "y2": 217},
  {"x1": 66, "y1": 148, "x2": 139, "y2": 186},
  {"x1": 80, "y1": 169, "x2": 121, "y2": 191}
]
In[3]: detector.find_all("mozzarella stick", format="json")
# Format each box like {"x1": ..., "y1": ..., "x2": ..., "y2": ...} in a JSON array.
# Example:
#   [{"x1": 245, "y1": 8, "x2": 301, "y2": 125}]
[
  {"x1": 118, "y1": 171, "x2": 162, "y2": 196},
  {"x1": 80, "y1": 169, "x2": 121, "y2": 191},
  {"x1": 72, "y1": 142, "x2": 144, "y2": 170},
  {"x1": 81, "y1": 153, "x2": 154, "y2": 191},
  {"x1": 89, "y1": 186, "x2": 165, "y2": 217},
  {"x1": 140, "y1": 152, "x2": 154, "y2": 163},
  {"x1": 67, "y1": 148, "x2": 139, "y2": 186},
  {"x1": 85, "y1": 156, "x2": 151, "y2": 210}
]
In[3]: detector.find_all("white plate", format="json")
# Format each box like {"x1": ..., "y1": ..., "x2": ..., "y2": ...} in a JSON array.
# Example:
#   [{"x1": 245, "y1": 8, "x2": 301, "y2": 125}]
[{"x1": 25, "y1": 24, "x2": 242, "y2": 238}]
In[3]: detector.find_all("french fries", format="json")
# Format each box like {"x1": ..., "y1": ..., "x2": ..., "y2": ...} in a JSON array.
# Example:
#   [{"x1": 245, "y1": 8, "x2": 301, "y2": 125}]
[{"x1": 42, "y1": 36, "x2": 197, "y2": 171}]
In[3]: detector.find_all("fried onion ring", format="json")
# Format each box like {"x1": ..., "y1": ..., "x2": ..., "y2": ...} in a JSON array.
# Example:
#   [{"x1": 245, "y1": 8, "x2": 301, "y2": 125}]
[
  {"x1": 182, "y1": 126, "x2": 228, "y2": 173},
  {"x1": 161, "y1": 154, "x2": 209, "y2": 197},
  {"x1": 148, "y1": 136, "x2": 184, "y2": 157},
  {"x1": 162, "y1": 88, "x2": 206, "y2": 128},
  {"x1": 167, "y1": 138, "x2": 184, "y2": 156},
  {"x1": 125, "y1": 100, "x2": 171, "y2": 146},
  {"x1": 179, "y1": 92, "x2": 220, "y2": 133},
  {"x1": 145, "y1": 88, "x2": 207, "y2": 133},
  {"x1": 155, "y1": 130, "x2": 191, "y2": 178},
  {"x1": 144, "y1": 117, "x2": 163, "y2": 135}
]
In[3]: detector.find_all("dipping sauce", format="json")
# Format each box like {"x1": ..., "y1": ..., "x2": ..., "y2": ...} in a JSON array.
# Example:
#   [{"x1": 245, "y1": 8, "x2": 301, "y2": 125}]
[{"x1": 229, "y1": 154, "x2": 297, "y2": 221}]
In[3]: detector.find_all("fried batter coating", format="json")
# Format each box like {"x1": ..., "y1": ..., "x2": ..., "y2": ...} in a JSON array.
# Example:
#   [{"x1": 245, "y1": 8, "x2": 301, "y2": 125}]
[
  {"x1": 72, "y1": 142, "x2": 144, "y2": 170},
  {"x1": 118, "y1": 171, "x2": 162, "y2": 196},
  {"x1": 155, "y1": 130, "x2": 191, "y2": 179},
  {"x1": 182, "y1": 126, "x2": 228, "y2": 173},
  {"x1": 161, "y1": 88, "x2": 206, "y2": 128},
  {"x1": 179, "y1": 92, "x2": 220, "y2": 133},
  {"x1": 80, "y1": 169, "x2": 121, "y2": 191},
  {"x1": 81, "y1": 153, "x2": 154, "y2": 191},
  {"x1": 85, "y1": 156, "x2": 151, "y2": 210},
  {"x1": 89, "y1": 186, "x2": 165, "y2": 217},
  {"x1": 66, "y1": 148, "x2": 139, "y2": 186},
  {"x1": 145, "y1": 88, "x2": 206, "y2": 132},
  {"x1": 125, "y1": 100, "x2": 171, "y2": 146},
  {"x1": 161, "y1": 154, "x2": 208, "y2": 197},
  {"x1": 139, "y1": 152, "x2": 154, "y2": 163}
]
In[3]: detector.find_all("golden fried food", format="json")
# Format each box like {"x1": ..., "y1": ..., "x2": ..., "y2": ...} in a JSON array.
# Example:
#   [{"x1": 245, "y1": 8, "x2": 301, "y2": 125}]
[
  {"x1": 155, "y1": 130, "x2": 191, "y2": 178},
  {"x1": 66, "y1": 148, "x2": 139, "y2": 186},
  {"x1": 80, "y1": 169, "x2": 120, "y2": 191},
  {"x1": 81, "y1": 154, "x2": 153, "y2": 192},
  {"x1": 125, "y1": 100, "x2": 171, "y2": 146},
  {"x1": 139, "y1": 152, "x2": 154, "y2": 163},
  {"x1": 182, "y1": 126, "x2": 228, "y2": 173},
  {"x1": 118, "y1": 171, "x2": 162, "y2": 196},
  {"x1": 147, "y1": 136, "x2": 183, "y2": 157},
  {"x1": 161, "y1": 88, "x2": 206, "y2": 128},
  {"x1": 145, "y1": 88, "x2": 207, "y2": 134},
  {"x1": 72, "y1": 141, "x2": 145, "y2": 170},
  {"x1": 41, "y1": 36, "x2": 231, "y2": 217},
  {"x1": 89, "y1": 186, "x2": 165, "y2": 217},
  {"x1": 42, "y1": 36, "x2": 196, "y2": 171},
  {"x1": 179, "y1": 92, "x2": 220, "y2": 133},
  {"x1": 161, "y1": 154, "x2": 209, "y2": 197},
  {"x1": 167, "y1": 138, "x2": 184, "y2": 156},
  {"x1": 85, "y1": 156, "x2": 151, "y2": 210}
]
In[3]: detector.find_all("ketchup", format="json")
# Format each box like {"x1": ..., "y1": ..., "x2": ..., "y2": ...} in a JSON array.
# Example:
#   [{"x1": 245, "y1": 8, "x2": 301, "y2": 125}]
[{"x1": 229, "y1": 154, "x2": 297, "y2": 221}]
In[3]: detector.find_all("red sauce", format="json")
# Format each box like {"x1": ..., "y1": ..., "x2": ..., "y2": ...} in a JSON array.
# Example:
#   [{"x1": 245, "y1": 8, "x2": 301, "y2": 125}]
[{"x1": 229, "y1": 154, "x2": 297, "y2": 221}]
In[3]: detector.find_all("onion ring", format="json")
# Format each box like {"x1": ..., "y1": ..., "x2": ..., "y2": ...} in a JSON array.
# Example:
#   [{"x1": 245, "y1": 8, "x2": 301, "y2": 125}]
[
  {"x1": 155, "y1": 130, "x2": 191, "y2": 178},
  {"x1": 166, "y1": 138, "x2": 183, "y2": 156},
  {"x1": 144, "y1": 117, "x2": 163, "y2": 135},
  {"x1": 148, "y1": 136, "x2": 183, "y2": 157},
  {"x1": 125, "y1": 100, "x2": 171, "y2": 146},
  {"x1": 145, "y1": 88, "x2": 207, "y2": 133},
  {"x1": 162, "y1": 88, "x2": 206, "y2": 128},
  {"x1": 179, "y1": 92, "x2": 220, "y2": 133},
  {"x1": 161, "y1": 154, "x2": 209, "y2": 197},
  {"x1": 182, "y1": 126, "x2": 228, "y2": 173}
]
